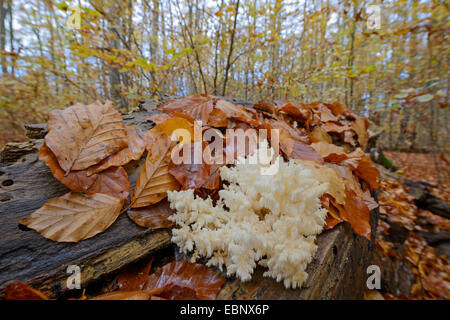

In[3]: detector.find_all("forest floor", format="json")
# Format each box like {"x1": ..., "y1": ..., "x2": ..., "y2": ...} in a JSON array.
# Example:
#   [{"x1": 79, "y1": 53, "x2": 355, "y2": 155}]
[{"x1": 372, "y1": 151, "x2": 449, "y2": 299}]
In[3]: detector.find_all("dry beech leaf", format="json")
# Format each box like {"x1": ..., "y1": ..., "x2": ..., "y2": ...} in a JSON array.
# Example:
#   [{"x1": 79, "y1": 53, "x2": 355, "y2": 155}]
[
  {"x1": 254, "y1": 100, "x2": 276, "y2": 113},
  {"x1": 327, "y1": 163, "x2": 365, "y2": 199},
  {"x1": 207, "y1": 108, "x2": 228, "y2": 127},
  {"x1": 323, "y1": 213, "x2": 343, "y2": 230},
  {"x1": 86, "y1": 166, "x2": 130, "y2": 200},
  {"x1": 20, "y1": 192, "x2": 123, "y2": 242},
  {"x1": 322, "y1": 122, "x2": 350, "y2": 134},
  {"x1": 152, "y1": 117, "x2": 197, "y2": 145},
  {"x1": 295, "y1": 159, "x2": 346, "y2": 205},
  {"x1": 39, "y1": 143, "x2": 130, "y2": 200},
  {"x1": 352, "y1": 117, "x2": 369, "y2": 150},
  {"x1": 91, "y1": 288, "x2": 163, "y2": 300},
  {"x1": 143, "y1": 261, "x2": 225, "y2": 300},
  {"x1": 127, "y1": 199, "x2": 175, "y2": 229},
  {"x1": 117, "y1": 257, "x2": 154, "y2": 291},
  {"x1": 279, "y1": 127, "x2": 322, "y2": 162},
  {"x1": 87, "y1": 126, "x2": 146, "y2": 175},
  {"x1": 39, "y1": 142, "x2": 97, "y2": 192},
  {"x1": 146, "y1": 113, "x2": 171, "y2": 124},
  {"x1": 158, "y1": 94, "x2": 215, "y2": 123},
  {"x1": 325, "y1": 101, "x2": 345, "y2": 116},
  {"x1": 169, "y1": 141, "x2": 211, "y2": 190},
  {"x1": 311, "y1": 126, "x2": 332, "y2": 144},
  {"x1": 215, "y1": 99, "x2": 254, "y2": 122},
  {"x1": 338, "y1": 186, "x2": 371, "y2": 239},
  {"x1": 310, "y1": 141, "x2": 348, "y2": 163},
  {"x1": 315, "y1": 103, "x2": 339, "y2": 122},
  {"x1": 130, "y1": 134, "x2": 180, "y2": 208},
  {"x1": 353, "y1": 156, "x2": 380, "y2": 190},
  {"x1": 276, "y1": 100, "x2": 311, "y2": 121},
  {"x1": 5, "y1": 282, "x2": 49, "y2": 300},
  {"x1": 45, "y1": 101, "x2": 128, "y2": 173}
]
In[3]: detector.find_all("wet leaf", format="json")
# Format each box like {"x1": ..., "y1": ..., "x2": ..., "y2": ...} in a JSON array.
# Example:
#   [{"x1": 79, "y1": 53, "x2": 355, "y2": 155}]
[
  {"x1": 20, "y1": 192, "x2": 123, "y2": 242},
  {"x1": 127, "y1": 199, "x2": 175, "y2": 229},
  {"x1": 5, "y1": 282, "x2": 49, "y2": 300},
  {"x1": 143, "y1": 261, "x2": 225, "y2": 300},
  {"x1": 45, "y1": 101, "x2": 128, "y2": 173}
]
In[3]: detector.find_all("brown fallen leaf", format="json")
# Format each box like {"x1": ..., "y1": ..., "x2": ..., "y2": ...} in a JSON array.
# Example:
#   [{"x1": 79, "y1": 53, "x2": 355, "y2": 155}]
[
  {"x1": 143, "y1": 261, "x2": 225, "y2": 300},
  {"x1": 39, "y1": 142, "x2": 97, "y2": 192},
  {"x1": 169, "y1": 141, "x2": 211, "y2": 190},
  {"x1": 315, "y1": 103, "x2": 339, "y2": 122},
  {"x1": 311, "y1": 141, "x2": 348, "y2": 163},
  {"x1": 39, "y1": 143, "x2": 130, "y2": 200},
  {"x1": 207, "y1": 108, "x2": 228, "y2": 127},
  {"x1": 5, "y1": 282, "x2": 49, "y2": 300},
  {"x1": 279, "y1": 127, "x2": 322, "y2": 162},
  {"x1": 295, "y1": 159, "x2": 346, "y2": 206},
  {"x1": 20, "y1": 192, "x2": 123, "y2": 242},
  {"x1": 323, "y1": 213, "x2": 343, "y2": 230},
  {"x1": 91, "y1": 288, "x2": 164, "y2": 300},
  {"x1": 276, "y1": 100, "x2": 311, "y2": 122},
  {"x1": 127, "y1": 199, "x2": 175, "y2": 229},
  {"x1": 87, "y1": 126, "x2": 146, "y2": 175},
  {"x1": 86, "y1": 166, "x2": 130, "y2": 200},
  {"x1": 310, "y1": 126, "x2": 332, "y2": 144},
  {"x1": 158, "y1": 94, "x2": 215, "y2": 123},
  {"x1": 117, "y1": 257, "x2": 154, "y2": 291},
  {"x1": 351, "y1": 117, "x2": 370, "y2": 150},
  {"x1": 130, "y1": 133, "x2": 180, "y2": 208},
  {"x1": 338, "y1": 186, "x2": 371, "y2": 239},
  {"x1": 324, "y1": 101, "x2": 345, "y2": 116},
  {"x1": 353, "y1": 156, "x2": 380, "y2": 190},
  {"x1": 146, "y1": 113, "x2": 171, "y2": 124},
  {"x1": 45, "y1": 101, "x2": 128, "y2": 173}
]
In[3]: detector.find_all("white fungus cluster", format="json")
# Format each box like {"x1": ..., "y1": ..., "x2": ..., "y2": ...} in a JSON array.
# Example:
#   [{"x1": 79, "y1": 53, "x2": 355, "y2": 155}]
[{"x1": 167, "y1": 140, "x2": 329, "y2": 288}]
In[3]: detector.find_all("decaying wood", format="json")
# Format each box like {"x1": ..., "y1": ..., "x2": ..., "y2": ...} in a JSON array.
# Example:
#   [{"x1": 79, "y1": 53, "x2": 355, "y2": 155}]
[
  {"x1": 403, "y1": 180, "x2": 450, "y2": 219},
  {"x1": 0, "y1": 104, "x2": 378, "y2": 299}
]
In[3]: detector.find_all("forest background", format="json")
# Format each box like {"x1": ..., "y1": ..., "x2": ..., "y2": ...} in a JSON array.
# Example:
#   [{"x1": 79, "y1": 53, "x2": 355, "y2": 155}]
[{"x1": 0, "y1": 0, "x2": 448, "y2": 153}]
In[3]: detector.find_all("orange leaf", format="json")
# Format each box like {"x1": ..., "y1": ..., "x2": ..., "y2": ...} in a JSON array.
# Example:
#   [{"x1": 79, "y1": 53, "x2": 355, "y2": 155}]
[
  {"x1": 338, "y1": 186, "x2": 371, "y2": 239},
  {"x1": 143, "y1": 261, "x2": 225, "y2": 300},
  {"x1": 351, "y1": 117, "x2": 370, "y2": 150},
  {"x1": 5, "y1": 282, "x2": 49, "y2": 300},
  {"x1": 20, "y1": 192, "x2": 124, "y2": 242},
  {"x1": 127, "y1": 199, "x2": 174, "y2": 229},
  {"x1": 207, "y1": 108, "x2": 228, "y2": 127},
  {"x1": 130, "y1": 133, "x2": 180, "y2": 208},
  {"x1": 353, "y1": 156, "x2": 380, "y2": 190},
  {"x1": 87, "y1": 126, "x2": 146, "y2": 175},
  {"x1": 117, "y1": 257, "x2": 154, "y2": 291}
]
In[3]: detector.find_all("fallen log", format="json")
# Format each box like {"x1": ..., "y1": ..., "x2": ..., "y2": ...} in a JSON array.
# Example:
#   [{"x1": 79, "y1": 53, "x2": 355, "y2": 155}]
[
  {"x1": 403, "y1": 180, "x2": 450, "y2": 219},
  {"x1": 0, "y1": 105, "x2": 378, "y2": 299}
]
